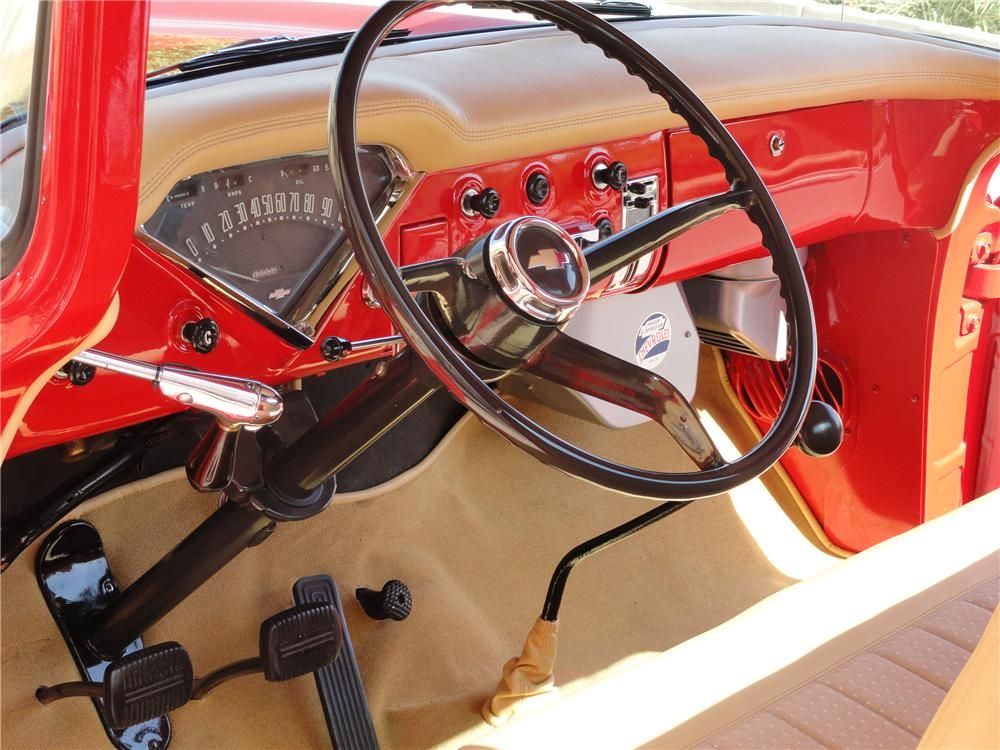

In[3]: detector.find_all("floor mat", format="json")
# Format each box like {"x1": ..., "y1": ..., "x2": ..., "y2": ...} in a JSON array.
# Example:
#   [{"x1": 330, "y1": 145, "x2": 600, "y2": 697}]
[{"x1": 1, "y1": 370, "x2": 836, "y2": 750}]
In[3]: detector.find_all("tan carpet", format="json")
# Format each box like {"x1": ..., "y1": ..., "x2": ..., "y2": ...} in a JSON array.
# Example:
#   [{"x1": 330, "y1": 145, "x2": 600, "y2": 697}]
[{"x1": 1, "y1": 361, "x2": 836, "y2": 750}]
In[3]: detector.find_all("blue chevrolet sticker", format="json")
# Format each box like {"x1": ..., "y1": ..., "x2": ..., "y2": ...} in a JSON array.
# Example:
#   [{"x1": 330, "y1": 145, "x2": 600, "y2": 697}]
[{"x1": 634, "y1": 312, "x2": 671, "y2": 370}]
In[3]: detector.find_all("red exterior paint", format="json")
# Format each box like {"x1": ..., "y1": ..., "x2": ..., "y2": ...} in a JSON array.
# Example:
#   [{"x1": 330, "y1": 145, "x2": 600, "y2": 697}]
[
  {"x1": 1, "y1": 1, "x2": 150, "y2": 437},
  {"x1": 148, "y1": 1, "x2": 520, "y2": 46}
]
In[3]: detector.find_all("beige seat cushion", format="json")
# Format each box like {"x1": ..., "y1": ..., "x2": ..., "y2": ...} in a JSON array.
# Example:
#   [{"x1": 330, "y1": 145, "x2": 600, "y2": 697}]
[
  {"x1": 470, "y1": 491, "x2": 1000, "y2": 749},
  {"x1": 918, "y1": 605, "x2": 1000, "y2": 750}
]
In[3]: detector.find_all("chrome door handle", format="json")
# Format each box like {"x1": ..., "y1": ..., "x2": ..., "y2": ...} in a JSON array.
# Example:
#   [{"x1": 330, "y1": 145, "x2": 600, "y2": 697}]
[{"x1": 72, "y1": 349, "x2": 283, "y2": 430}]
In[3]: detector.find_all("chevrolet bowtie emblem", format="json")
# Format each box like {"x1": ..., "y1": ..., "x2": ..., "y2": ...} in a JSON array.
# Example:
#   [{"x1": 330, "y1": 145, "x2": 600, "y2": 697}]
[
  {"x1": 268, "y1": 288, "x2": 291, "y2": 301},
  {"x1": 527, "y1": 247, "x2": 571, "y2": 272}
]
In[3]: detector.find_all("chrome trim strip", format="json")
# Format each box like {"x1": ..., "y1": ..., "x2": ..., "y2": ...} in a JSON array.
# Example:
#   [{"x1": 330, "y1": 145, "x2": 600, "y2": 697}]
[{"x1": 350, "y1": 334, "x2": 405, "y2": 351}]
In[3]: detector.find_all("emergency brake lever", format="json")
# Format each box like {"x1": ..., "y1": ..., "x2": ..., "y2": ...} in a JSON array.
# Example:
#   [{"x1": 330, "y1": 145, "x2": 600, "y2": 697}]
[{"x1": 72, "y1": 349, "x2": 284, "y2": 492}]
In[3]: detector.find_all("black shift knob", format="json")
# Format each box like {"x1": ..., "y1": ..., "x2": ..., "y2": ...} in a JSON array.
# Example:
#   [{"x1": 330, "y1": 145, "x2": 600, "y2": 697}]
[
  {"x1": 795, "y1": 400, "x2": 843, "y2": 457},
  {"x1": 356, "y1": 580, "x2": 412, "y2": 621}
]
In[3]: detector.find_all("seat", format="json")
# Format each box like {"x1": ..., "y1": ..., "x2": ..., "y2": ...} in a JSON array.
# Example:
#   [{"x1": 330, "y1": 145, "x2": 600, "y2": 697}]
[{"x1": 470, "y1": 490, "x2": 1000, "y2": 750}]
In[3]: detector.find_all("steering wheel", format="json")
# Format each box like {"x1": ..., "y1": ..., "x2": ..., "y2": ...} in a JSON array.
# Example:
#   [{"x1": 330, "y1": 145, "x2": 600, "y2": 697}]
[{"x1": 330, "y1": 1, "x2": 817, "y2": 500}]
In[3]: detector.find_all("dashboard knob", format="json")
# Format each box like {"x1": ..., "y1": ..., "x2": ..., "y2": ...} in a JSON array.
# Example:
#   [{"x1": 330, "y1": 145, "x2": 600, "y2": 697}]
[
  {"x1": 62, "y1": 361, "x2": 96, "y2": 386},
  {"x1": 320, "y1": 336, "x2": 353, "y2": 362},
  {"x1": 462, "y1": 187, "x2": 501, "y2": 219},
  {"x1": 525, "y1": 172, "x2": 550, "y2": 205},
  {"x1": 182, "y1": 318, "x2": 220, "y2": 354},
  {"x1": 593, "y1": 160, "x2": 628, "y2": 191}
]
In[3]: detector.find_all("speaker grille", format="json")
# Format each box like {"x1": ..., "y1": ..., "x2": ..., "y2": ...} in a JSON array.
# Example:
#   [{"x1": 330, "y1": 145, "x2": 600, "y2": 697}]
[{"x1": 727, "y1": 353, "x2": 847, "y2": 425}]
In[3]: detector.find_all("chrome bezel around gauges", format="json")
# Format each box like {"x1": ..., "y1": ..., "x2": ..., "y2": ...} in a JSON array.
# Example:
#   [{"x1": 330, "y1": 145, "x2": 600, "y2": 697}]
[
  {"x1": 486, "y1": 217, "x2": 590, "y2": 325},
  {"x1": 137, "y1": 145, "x2": 417, "y2": 349}
]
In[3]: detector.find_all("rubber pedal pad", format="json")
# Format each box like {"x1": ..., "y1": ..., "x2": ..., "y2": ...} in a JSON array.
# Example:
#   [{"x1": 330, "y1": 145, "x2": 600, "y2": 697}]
[
  {"x1": 103, "y1": 642, "x2": 193, "y2": 730},
  {"x1": 294, "y1": 575, "x2": 379, "y2": 750},
  {"x1": 261, "y1": 602, "x2": 342, "y2": 682}
]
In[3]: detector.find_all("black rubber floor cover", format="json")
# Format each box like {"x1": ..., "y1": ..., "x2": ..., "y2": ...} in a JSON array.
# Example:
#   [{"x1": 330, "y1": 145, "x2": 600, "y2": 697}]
[{"x1": 294, "y1": 575, "x2": 380, "y2": 750}]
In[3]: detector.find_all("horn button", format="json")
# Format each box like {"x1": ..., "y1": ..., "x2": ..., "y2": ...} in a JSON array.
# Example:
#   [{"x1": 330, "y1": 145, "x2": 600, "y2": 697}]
[{"x1": 487, "y1": 217, "x2": 590, "y2": 325}]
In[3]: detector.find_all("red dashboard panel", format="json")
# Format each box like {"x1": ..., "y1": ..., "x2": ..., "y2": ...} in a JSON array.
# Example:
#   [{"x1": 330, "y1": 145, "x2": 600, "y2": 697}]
[
  {"x1": 9, "y1": 133, "x2": 666, "y2": 455},
  {"x1": 666, "y1": 102, "x2": 871, "y2": 280}
]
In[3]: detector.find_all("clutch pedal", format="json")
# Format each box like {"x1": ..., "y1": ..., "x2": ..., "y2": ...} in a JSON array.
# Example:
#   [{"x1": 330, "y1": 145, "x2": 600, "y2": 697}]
[
  {"x1": 37, "y1": 641, "x2": 194, "y2": 731},
  {"x1": 36, "y1": 520, "x2": 174, "y2": 750}
]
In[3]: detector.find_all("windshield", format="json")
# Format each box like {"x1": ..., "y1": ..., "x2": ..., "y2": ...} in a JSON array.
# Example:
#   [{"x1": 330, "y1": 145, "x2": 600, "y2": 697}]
[
  {"x1": 147, "y1": 0, "x2": 998, "y2": 73},
  {"x1": 1, "y1": 0, "x2": 41, "y2": 249}
]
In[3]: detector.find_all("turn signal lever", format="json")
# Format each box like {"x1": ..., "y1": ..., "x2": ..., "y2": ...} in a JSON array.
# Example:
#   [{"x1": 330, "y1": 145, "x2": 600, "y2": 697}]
[{"x1": 72, "y1": 349, "x2": 284, "y2": 491}]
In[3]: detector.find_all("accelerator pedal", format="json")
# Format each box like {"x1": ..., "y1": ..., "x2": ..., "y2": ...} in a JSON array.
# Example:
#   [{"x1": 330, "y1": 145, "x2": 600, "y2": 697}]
[{"x1": 294, "y1": 574, "x2": 380, "y2": 750}]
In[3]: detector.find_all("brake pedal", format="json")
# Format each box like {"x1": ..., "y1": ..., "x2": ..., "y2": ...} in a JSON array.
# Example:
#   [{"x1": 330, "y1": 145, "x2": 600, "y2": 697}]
[
  {"x1": 192, "y1": 602, "x2": 341, "y2": 699},
  {"x1": 262, "y1": 603, "x2": 343, "y2": 681},
  {"x1": 37, "y1": 642, "x2": 194, "y2": 730},
  {"x1": 295, "y1": 574, "x2": 380, "y2": 750}
]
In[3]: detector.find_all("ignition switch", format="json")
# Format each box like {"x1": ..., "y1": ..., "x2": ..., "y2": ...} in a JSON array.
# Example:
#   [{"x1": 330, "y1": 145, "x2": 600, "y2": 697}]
[{"x1": 596, "y1": 218, "x2": 614, "y2": 240}]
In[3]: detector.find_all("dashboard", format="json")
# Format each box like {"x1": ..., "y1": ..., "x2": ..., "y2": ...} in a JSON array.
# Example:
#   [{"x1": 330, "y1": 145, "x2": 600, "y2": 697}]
[{"x1": 3, "y1": 15, "x2": 998, "y2": 551}]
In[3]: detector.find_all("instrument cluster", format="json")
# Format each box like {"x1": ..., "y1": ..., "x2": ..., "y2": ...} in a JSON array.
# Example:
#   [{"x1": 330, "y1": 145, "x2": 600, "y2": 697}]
[{"x1": 140, "y1": 147, "x2": 395, "y2": 343}]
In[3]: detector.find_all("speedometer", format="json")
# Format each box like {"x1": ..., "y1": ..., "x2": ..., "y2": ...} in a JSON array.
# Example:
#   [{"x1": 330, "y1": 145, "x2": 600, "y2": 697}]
[{"x1": 139, "y1": 147, "x2": 396, "y2": 344}]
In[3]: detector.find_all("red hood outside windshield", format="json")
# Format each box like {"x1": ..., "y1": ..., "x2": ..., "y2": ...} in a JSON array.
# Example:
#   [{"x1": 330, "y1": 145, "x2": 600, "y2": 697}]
[{"x1": 148, "y1": 1, "x2": 520, "y2": 49}]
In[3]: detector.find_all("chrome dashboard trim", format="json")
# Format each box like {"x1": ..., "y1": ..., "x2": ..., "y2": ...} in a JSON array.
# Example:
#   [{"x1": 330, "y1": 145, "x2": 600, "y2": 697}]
[{"x1": 135, "y1": 145, "x2": 418, "y2": 350}]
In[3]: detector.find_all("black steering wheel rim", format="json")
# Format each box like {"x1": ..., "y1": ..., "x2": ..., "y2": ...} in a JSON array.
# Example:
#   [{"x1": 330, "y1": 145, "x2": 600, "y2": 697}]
[{"x1": 330, "y1": 0, "x2": 817, "y2": 500}]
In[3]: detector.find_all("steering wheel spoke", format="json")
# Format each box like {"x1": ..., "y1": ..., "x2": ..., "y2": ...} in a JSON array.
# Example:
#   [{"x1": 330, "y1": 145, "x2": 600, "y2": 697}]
[
  {"x1": 585, "y1": 188, "x2": 754, "y2": 283},
  {"x1": 400, "y1": 256, "x2": 470, "y2": 296},
  {"x1": 524, "y1": 331, "x2": 725, "y2": 471}
]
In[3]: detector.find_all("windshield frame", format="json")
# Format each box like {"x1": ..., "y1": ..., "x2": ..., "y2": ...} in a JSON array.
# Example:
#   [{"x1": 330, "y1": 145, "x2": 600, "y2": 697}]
[{"x1": 1, "y1": 1, "x2": 52, "y2": 278}]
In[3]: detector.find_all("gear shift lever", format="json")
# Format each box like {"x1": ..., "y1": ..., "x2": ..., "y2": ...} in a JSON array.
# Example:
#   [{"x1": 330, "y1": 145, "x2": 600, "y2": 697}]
[
  {"x1": 72, "y1": 349, "x2": 283, "y2": 430},
  {"x1": 72, "y1": 349, "x2": 284, "y2": 491}
]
